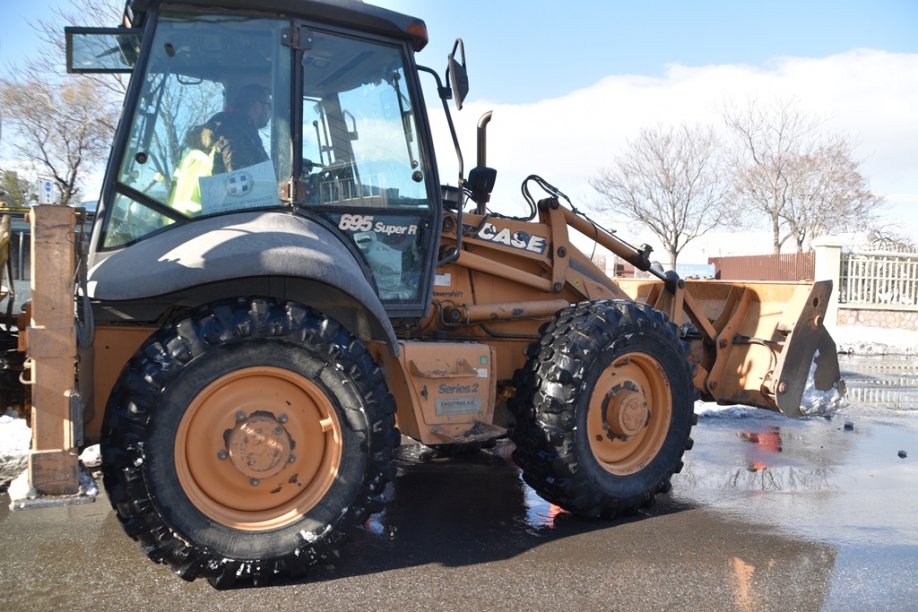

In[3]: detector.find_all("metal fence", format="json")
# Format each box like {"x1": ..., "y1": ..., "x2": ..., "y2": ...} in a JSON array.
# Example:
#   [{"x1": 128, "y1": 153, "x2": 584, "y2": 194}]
[
  {"x1": 708, "y1": 252, "x2": 815, "y2": 281},
  {"x1": 839, "y1": 251, "x2": 918, "y2": 308}
]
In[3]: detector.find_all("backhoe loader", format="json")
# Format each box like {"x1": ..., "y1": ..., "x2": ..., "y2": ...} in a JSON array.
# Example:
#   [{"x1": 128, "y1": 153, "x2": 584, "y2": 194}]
[{"x1": 2, "y1": 0, "x2": 843, "y2": 587}]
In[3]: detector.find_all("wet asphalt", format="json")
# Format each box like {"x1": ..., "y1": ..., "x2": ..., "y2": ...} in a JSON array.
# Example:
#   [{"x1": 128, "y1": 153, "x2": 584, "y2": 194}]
[{"x1": 1, "y1": 354, "x2": 916, "y2": 611}]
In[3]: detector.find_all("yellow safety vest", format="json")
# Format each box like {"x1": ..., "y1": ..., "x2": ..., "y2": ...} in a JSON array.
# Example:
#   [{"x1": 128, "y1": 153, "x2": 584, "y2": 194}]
[{"x1": 168, "y1": 149, "x2": 213, "y2": 215}]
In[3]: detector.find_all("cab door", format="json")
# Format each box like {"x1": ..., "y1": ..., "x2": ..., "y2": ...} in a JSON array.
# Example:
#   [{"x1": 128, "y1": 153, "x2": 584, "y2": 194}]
[{"x1": 294, "y1": 26, "x2": 441, "y2": 317}]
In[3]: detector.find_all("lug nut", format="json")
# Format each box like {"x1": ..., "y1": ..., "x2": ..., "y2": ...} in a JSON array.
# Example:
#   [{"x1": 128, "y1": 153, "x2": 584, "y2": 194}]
[
  {"x1": 235, "y1": 411, "x2": 246, "y2": 422},
  {"x1": 288, "y1": 454, "x2": 296, "y2": 463},
  {"x1": 278, "y1": 414, "x2": 288, "y2": 423},
  {"x1": 217, "y1": 450, "x2": 228, "y2": 460},
  {"x1": 250, "y1": 478, "x2": 260, "y2": 487}
]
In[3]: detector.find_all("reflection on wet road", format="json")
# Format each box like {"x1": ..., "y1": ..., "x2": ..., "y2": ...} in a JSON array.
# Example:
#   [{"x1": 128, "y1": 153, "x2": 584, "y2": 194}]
[
  {"x1": 668, "y1": 354, "x2": 918, "y2": 610},
  {"x1": 1, "y1": 356, "x2": 916, "y2": 611},
  {"x1": 840, "y1": 354, "x2": 918, "y2": 410},
  {"x1": 342, "y1": 439, "x2": 844, "y2": 611}
]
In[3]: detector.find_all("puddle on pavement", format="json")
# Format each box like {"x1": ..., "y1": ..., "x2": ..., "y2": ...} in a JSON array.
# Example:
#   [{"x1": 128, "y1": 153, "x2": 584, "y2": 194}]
[
  {"x1": 521, "y1": 481, "x2": 569, "y2": 530},
  {"x1": 677, "y1": 415, "x2": 845, "y2": 494},
  {"x1": 677, "y1": 352, "x2": 918, "y2": 498},
  {"x1": 373, "y1": 351, "x2": 918, "y2": 537}
]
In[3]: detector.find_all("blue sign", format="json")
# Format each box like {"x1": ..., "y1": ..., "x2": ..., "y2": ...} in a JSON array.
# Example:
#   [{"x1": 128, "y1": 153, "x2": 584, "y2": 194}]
[{"x1": 39, "y1": 179, "x2": 54, "y2": 204}]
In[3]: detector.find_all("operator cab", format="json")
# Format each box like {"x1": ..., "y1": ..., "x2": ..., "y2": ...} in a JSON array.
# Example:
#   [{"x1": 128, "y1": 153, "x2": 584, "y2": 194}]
[{"x1": 68, "y1": 0, "x2": 441, "y2": 309}]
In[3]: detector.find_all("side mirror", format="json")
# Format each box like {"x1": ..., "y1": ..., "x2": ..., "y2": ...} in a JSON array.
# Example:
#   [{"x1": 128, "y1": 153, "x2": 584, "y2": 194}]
[
  {"x1": 447, "y1": 39, "x2": 468, "y2": 110},
  {"x1": 65, "y1": 27, "x2": 142, "y2": 73}
]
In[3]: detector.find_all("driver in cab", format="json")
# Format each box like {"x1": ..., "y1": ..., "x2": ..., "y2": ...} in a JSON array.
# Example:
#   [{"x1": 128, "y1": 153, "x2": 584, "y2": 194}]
[
  {"x1": 207, "y1": 84, "x2": 271, "y2": 173},
  {"x1": 168, "y1": 84, "x2": 272, "y2": 215}
]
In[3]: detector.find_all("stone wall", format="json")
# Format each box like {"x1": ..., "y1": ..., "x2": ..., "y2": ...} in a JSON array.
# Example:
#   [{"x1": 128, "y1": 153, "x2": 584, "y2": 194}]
[{"x1": 838, "y1": 308, "x2": 918, "y2": 331}]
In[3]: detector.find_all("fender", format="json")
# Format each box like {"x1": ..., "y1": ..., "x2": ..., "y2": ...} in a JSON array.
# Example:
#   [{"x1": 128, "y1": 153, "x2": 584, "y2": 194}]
[{"x1": 87, "y1": 211, "x2": 400, "y2": 354}]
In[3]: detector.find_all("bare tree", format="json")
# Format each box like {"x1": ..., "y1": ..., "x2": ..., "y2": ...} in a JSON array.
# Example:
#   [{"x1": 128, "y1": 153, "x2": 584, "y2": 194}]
[
  {"x1": 721, "y1": 98, "x2": 823, "y2": 253},
  {"x1": 590, "y1": 124, "x2": 732, "y2": 269},
  {"x1": 25, "y1": 0, "x2": 129, "y2": 106},
  {"x1": 0, "y1": 78, "x2": 113, "y2": 205},
  {"x1": 0, "y1": 0, "x2": 125, "y2": 204},
  {"x1": 722, "y1": 98, "x2": 884, "y2": 253},
  {"x1": 865, "y1": 226, "x2": 915, "y2": 253},
  {"x1": 781, "y1": 136, "x2": 884, "y2": 251}
]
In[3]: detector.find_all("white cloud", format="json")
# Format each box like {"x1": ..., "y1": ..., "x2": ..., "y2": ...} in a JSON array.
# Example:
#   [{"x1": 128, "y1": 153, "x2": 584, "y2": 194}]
[{"x1": 430, "y1": 49, "x2": 918, "y2": 250}]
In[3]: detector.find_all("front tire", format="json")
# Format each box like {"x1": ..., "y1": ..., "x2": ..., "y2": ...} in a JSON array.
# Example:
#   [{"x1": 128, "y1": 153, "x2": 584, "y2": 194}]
[
  {"x1": 509, "y1": 300, "x2": 696, "y2": 519},
  {"x1": 101, "y1": 297, "x2": 398, "y2": 586}
]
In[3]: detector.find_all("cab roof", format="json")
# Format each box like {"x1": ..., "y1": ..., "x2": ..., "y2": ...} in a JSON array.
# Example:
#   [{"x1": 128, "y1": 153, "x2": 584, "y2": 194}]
[{"x1": 128, "y1": 0, "x2": 429, "y2": 51}]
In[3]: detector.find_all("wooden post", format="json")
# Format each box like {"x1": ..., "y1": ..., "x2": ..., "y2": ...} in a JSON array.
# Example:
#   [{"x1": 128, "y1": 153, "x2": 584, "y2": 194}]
[{"x1": 27, "y1": 205, "x2": 80, "y2": 495}]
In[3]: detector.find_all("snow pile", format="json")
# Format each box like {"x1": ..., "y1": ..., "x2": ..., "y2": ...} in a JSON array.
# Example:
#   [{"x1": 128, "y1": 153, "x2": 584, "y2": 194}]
[
  {"x1": 0, "y1": 411, "x2": 30, "y2": 485},
  {"x1": 694, "y1": 402, "x2": 775, "y2": 419},
  {"x1": 799, "y1": 350, "x2": 846, "y2": 416},
  {"x1": 0, "y1": 409, "x2": 101, "y2": 487},
  {"x1": 832, "y1": 325, "x2": 918, "y2": 356},
  {"x1": 80, "y1": 444, "x2": 102, "y2": 468}
]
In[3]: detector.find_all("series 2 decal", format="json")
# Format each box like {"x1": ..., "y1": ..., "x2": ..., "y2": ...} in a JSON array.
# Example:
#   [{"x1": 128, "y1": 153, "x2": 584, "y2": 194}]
[{"x1": 438, "y1": 383, "x2": 480, "y2": 394}]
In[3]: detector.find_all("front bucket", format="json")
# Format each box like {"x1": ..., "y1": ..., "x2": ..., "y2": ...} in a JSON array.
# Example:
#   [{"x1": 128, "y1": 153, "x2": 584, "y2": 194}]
[
  {"x1": 771, "y1": 281, "x2": 845, "y2": 416},
  {"x1": 616, "y1": 278, "x2": 846, "y2": 416}
]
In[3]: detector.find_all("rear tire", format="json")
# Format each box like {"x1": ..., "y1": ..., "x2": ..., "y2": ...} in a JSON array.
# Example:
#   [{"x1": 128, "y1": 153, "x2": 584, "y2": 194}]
[
  {"x1": 509, "y1": 300, "x2": 695, "y2": 519},
  {"x1": 100, "y1": 297, "x2": 398, "y2": 586}
]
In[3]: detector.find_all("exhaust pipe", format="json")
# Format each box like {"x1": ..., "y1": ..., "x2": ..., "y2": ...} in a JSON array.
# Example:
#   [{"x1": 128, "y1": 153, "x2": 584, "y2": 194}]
[
  {"x1": 477, "y1": 111, "x2": 492, "y2": 168},
  {"x1": 472, "y1": 111, "x2": 494, "y2": 215}
]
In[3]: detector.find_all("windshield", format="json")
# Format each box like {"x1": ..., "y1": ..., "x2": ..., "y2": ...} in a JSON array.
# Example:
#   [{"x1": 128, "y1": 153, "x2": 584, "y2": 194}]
[{"x1": 102, "y1": 13, "x2": 292, "y2": 249}]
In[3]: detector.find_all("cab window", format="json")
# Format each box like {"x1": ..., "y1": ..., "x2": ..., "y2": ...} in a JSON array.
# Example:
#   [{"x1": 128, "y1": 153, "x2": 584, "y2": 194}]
[{"x1": 301, "y1": 32, "x2": 428, "y2": 209}]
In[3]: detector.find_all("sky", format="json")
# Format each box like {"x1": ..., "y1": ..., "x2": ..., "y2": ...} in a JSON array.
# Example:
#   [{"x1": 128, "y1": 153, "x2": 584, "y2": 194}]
[{"x1": 1, "y1": 0, "x2": 917, "y2": 258}]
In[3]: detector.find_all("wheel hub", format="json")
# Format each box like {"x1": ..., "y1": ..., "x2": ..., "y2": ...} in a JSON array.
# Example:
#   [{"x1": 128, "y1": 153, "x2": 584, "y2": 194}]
[
  {"x1": 174, "y1": 362, "x2": 344, "y2": 529},
  {"x1": 602, "y1": 381, "x2": 649, "y2": 438},
  {"x1": 227, "y1": 415, "x2": 292, "y2": 480}
]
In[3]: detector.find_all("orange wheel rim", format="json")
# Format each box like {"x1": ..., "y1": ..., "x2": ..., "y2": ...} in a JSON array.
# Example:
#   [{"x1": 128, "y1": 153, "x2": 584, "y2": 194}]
[
  {"x1": 587, "y1": 352, "x2": 672, "y2": 476},
  {"x1": 175, "y1": 366, "x2": 342, "y2": 530}
]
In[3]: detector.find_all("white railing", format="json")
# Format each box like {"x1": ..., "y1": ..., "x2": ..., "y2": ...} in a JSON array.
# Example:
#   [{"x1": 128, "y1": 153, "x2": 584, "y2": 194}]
[{"x1": 839, "y1": 251, "x2": 918, "y2": 308}]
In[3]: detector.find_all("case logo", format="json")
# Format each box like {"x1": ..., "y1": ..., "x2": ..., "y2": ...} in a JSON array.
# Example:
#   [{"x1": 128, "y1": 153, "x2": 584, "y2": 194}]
[{"x1": 472, "y1": 222, "x2": 547, "y2": 254}]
